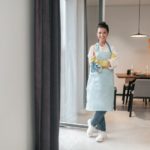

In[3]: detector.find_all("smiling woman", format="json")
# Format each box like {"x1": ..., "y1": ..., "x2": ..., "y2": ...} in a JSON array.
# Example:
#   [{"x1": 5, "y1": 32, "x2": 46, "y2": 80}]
[{"x1": 86, "y1": 22, "x2": 117, "y2": 142}]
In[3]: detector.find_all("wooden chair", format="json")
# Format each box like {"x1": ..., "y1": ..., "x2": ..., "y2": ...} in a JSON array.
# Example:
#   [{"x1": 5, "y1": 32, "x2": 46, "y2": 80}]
[
  {"x1": 122, "y1": 83, "x2": 129, "y2": 104},
  {"x1": 122, "y1": 79, "x2": 135, "y2": 105},
  {"x1": 128, "y1": 79, "x2": 150, "y2": 117}
]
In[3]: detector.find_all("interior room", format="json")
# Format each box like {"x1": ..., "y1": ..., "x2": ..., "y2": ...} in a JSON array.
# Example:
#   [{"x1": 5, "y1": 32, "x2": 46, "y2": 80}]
[
  {"x1": 0, "y1": 0, "x2": 150, "y2": 150},
  {"x1": 60, "y1": 0, "x2": 150, "y2": 123},
  {"x1": 60, "y1": 0, "x2": 150, "y2": 149}
]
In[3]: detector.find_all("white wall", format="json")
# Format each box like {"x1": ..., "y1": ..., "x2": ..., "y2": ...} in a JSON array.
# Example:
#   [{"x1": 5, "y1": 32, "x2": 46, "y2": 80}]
[
  {"x1": 87, "y1": 5, "x2": 150, "y2": 93},
  {"x1": 0, "y1": 1, "x2": 34, "y2": 150},
  {"x1": 106, "y1": 5, "x2": 150, "y2": 93}
]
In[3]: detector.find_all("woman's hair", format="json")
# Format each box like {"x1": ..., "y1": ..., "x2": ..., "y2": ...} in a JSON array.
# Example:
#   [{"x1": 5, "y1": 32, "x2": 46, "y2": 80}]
[{"x1": 97, "y1": 22, "x2": 109, "y2": 33}]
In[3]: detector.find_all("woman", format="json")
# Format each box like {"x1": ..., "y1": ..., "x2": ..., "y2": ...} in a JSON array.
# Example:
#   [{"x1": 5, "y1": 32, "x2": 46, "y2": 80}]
[{"x1": 86, "y1": 22, "x2": 117, "y2": 142}]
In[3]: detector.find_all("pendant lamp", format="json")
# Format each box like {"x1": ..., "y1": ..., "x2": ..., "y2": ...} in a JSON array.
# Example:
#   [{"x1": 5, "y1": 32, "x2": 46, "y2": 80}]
[{"x1": 130, "y1": 0, "x2": 148, "y2": 38}]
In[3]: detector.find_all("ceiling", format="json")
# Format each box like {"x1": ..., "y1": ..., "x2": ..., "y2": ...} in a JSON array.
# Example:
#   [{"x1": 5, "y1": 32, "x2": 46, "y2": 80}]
[{"x1": 87, "y1": 0, "x2": 150, "y2": 6}]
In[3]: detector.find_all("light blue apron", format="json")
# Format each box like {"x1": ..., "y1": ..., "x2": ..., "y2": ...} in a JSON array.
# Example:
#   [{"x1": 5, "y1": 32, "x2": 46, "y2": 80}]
[{"x1": 86, "y1": 43, "x2": 114, "y2": 111}]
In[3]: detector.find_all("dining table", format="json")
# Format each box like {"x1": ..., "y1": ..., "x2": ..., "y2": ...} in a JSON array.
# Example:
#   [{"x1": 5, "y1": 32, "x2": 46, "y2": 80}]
[
  {"x1": 116, "y1": 72, "x2": 150, "y2": 79},
  {"x1": 115, "y1": 72, "x2": 150, "y2": 104},
  {"x1": 116, "y1": 72, "x2": 150, "y2": 115}
]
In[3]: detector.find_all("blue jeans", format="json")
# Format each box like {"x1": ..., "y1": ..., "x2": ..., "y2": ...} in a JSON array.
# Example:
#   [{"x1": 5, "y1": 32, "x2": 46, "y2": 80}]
[{"x1": 91, "y1": 111, "x2": 106, "y2": 131}]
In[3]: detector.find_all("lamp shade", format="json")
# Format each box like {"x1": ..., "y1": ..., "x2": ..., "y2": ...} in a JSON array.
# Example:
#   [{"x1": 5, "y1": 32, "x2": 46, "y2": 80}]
[
  {"x1": 130, "y1": 33, "x2": 148, "y2": 38},
  {"x1": 130, "y1": 0, "x2": 148, "y2": 38}
]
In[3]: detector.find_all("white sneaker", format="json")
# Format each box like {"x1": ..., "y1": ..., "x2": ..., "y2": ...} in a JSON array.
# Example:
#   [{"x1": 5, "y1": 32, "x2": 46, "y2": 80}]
[
  {"x1": 87, "y1": 119, "x2": 98, "y2": 137},
  {"x1": 95, "y1": 131, "x2": 107, "y2": 142}
]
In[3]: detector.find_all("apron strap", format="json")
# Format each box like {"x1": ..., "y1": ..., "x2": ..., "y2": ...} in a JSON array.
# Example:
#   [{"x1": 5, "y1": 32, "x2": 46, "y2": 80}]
[
  {"x1": 106, "y1": 42, "x2": 112, "y2": 54},
  {"x1": 95, "y1": 42, "x2": 112, "y2": 57}
]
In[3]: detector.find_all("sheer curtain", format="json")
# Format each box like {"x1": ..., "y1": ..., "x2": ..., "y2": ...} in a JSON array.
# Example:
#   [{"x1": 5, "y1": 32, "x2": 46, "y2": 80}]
[{"x1": 60, "y1": 0, "x2": 86, "y2": 123}]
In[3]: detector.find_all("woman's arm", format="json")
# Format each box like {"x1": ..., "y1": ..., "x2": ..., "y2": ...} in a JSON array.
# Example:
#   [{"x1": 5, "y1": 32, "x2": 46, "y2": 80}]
[
  {"x1": 108, "y1": 49, "x2": 118, "y2": 69},
  {"x1": 88, "y1": 45, "x2": 96, "y2": 64}
]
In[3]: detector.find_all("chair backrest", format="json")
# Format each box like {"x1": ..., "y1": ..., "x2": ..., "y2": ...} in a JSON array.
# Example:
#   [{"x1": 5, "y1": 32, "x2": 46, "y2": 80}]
[{"x1": 133, "y1": 79, "x2": 150, "y2": 98}]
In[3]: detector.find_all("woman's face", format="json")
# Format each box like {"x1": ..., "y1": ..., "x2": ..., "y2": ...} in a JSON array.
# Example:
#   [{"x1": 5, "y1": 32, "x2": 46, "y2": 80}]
[{"x1": 97, "y1": 27, "x2": 108, "y2": 43}]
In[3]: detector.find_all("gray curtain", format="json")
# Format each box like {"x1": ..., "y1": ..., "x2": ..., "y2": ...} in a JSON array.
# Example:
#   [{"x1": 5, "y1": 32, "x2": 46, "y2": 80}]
[{"x1": 34, "y1": 0, "x2": 60, "y2": 150}]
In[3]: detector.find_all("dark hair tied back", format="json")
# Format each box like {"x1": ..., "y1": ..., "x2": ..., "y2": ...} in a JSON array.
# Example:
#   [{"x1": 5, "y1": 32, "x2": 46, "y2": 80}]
[{"x1": 97, "y1": 22, "x2": 109, "y2": 33}]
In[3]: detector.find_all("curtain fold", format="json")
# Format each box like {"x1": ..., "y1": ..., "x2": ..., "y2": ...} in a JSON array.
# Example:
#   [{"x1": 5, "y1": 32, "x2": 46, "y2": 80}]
[{"x1": 34, "y1": 0, "x2": 60, "y2": 150}]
